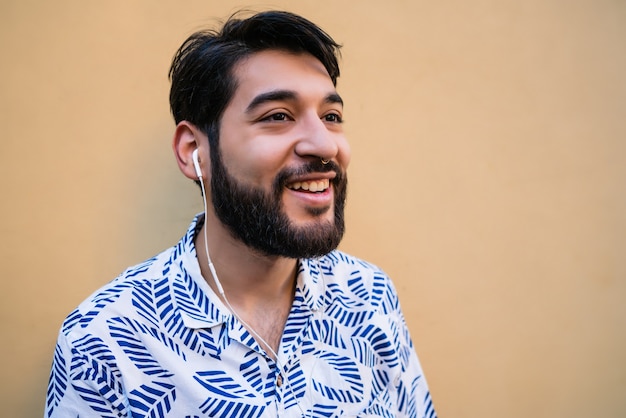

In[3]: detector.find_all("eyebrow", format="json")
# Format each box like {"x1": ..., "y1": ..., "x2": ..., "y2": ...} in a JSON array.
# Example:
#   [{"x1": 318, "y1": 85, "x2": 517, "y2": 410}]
[
  {"x1": 245, "y1": 90, "x2": 344, "y2": 114},
  {"x1": 326, "y1": 92, "x2": 344, "y2": 107}
]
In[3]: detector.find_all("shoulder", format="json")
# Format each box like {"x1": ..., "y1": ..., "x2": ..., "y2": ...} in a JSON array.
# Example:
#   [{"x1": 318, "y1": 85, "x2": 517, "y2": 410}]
[
  {"x1": 315, "y1": 250, "x2": 401, "y2": 313},
  {"x1": 59, "y1": 246, "x2": 175, "y2": 338},
  {"x1": 318, "y1": 249, "x2": 386, "y2": 275}
]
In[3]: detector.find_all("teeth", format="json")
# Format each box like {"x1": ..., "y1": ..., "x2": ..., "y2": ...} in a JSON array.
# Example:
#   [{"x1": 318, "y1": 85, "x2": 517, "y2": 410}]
[{"x1": 288, "y1": 179, "x2": 329, "y2": 192}]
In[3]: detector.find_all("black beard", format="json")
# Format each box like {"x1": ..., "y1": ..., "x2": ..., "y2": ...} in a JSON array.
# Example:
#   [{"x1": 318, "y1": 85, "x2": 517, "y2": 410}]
[{"x1": 209, "y1": 147, "x2": 347, "y2": 259}]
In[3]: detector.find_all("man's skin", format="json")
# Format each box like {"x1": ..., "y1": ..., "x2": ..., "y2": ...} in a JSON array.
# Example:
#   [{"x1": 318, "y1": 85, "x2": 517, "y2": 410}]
[{"x1": 172, "y1": 49, "x2": 351, "y2": 357}]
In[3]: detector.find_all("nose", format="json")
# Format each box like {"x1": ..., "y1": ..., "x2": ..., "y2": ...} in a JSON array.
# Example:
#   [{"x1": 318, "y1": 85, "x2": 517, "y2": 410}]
[{"x1": 293, "y1": 113, "x2": 340, "y2": 162}]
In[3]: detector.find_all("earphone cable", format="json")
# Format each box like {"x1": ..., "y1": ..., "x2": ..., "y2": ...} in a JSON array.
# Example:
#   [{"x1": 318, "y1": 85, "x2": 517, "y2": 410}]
[{"x1": 197, "y1": 174, "x2": 306, "y2": 415}]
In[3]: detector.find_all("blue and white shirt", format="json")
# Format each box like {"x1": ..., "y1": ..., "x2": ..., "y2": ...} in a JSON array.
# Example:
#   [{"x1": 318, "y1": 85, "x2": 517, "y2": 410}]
[{"x1": 46, "y1": 215, "x2": 436, "y2": 417}]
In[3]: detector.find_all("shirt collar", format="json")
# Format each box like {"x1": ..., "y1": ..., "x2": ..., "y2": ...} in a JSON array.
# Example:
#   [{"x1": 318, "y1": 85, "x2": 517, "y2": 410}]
[
  {"x1": 296, "y1": 257, "x2": 328, "y2": 313},
  {"x1": 174, "y1": 213, "x2": 229, "y2": 329},
  {"x1": 173, "y1": 213, "x2": 329, "y2": 329}
]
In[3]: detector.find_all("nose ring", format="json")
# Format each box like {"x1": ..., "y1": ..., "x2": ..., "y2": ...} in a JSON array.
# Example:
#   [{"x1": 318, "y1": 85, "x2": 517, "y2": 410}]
[{"x1": 321, "y1": 158, "x2": 329, "y2": 165}]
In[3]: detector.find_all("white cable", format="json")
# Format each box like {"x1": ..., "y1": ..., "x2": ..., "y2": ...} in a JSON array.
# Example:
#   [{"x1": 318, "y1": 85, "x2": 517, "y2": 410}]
[{"x1": 197, "y1": 174, "x2": 306, "y2": 415}]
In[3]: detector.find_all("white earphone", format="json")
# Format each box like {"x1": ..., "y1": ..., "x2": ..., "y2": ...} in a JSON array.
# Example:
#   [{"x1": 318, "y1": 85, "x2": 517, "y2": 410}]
[{"x1": 192, "y1": 149, "x2": 202, "y2": 179}]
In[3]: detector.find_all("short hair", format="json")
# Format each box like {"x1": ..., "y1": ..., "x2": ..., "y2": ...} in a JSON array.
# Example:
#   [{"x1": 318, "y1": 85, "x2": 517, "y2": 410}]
[{"x1": 168, "y1": 10, "x2": 342, "y2": 145}]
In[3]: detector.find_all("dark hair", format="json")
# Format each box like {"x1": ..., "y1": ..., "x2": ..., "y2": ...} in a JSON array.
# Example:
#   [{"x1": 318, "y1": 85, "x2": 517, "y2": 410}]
[{"x1": 168, "y1": 10, "x2": 342, "y2": 145}]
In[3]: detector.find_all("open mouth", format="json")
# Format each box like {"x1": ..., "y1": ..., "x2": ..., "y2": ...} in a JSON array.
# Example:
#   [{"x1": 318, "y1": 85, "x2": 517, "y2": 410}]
[{"x1": 286, "y1": 179, "x2": 330, "y2": 193}]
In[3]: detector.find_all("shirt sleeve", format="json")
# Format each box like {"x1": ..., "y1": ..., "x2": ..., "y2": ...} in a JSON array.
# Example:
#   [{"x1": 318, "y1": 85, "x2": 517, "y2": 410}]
[
  {"x1": 45, "y1": 331, "x2": 129, "y2": 418},
  {"x1": 386, "y1": 278, "x2": 437, "y2": 418}
]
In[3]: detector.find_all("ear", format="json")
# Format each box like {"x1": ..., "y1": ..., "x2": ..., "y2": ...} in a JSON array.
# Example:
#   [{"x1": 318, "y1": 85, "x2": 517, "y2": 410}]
[{"x1": 172, "y1": 121, "x2": 208, "y2": 180}]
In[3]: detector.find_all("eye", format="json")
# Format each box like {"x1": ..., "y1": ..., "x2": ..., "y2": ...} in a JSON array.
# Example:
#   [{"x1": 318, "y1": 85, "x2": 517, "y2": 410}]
[
  {"x1": 261, "y1": 112, "x2": 291, "y2": 122},
  {"x1": 323, "y1": 113, "x2": 343, "y2": 123}
]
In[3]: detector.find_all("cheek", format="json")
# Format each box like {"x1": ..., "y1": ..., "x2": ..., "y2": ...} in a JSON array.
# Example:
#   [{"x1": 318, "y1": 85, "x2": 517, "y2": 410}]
[{"x1": 222, "y1": 141, "x2": 289, "y2": 186}]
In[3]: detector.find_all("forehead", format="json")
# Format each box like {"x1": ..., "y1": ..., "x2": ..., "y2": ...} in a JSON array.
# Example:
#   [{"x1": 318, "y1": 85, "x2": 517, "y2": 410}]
[{"x1": 229, "y1": 49, "x2": 337, "y2": 105}]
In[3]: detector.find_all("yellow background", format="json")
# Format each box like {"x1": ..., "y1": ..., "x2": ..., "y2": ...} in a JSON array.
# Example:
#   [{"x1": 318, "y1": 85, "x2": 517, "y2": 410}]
[{"x1": 1, "y1": 1, "x2": 625, "y2": 417}]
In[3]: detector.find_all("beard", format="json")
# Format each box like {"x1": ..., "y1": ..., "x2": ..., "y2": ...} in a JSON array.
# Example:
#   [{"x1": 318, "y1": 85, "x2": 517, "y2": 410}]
[{"x1": 209, "y1": 147, "x2": 347, "y2": 259}]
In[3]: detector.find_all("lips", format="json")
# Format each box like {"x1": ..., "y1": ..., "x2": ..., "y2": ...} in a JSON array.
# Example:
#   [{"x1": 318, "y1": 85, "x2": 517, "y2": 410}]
[{"x1": 286, "y1": 179, "x2": 330, "y2": 193}]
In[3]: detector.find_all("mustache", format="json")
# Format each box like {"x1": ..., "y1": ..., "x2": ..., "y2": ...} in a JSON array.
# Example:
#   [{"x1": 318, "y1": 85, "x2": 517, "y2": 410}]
[{"x1": 275, "y1": 159, "x2": 344, "y2": 189}]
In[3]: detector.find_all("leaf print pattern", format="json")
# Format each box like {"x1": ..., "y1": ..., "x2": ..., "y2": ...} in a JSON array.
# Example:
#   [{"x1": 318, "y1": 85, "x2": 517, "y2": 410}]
[{"x1": 45, "y1": 215, "x2": 436, "y2": 417}]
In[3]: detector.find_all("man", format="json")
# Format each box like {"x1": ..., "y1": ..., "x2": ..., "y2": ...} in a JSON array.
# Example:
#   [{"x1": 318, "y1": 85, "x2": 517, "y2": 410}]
[{"x1": 45, "y1": 11, "x2": 436, "y2": 418}]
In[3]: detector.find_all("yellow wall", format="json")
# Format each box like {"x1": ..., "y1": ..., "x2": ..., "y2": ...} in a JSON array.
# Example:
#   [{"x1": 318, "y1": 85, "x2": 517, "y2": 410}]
[{"x1": 1, "y1": 1, "x2": 624, "y2": 417}]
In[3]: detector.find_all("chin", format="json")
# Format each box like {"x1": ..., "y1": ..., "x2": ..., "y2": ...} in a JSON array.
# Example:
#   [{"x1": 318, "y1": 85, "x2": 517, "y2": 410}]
[{"x1": 291, "y1": 206, "x2": 334, "y2": 224}]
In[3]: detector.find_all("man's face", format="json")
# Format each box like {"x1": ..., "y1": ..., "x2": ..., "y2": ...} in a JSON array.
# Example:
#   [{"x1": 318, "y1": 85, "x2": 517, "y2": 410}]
[{"x1": 210, "y1": 49, "x2": 351, "y2": 258}]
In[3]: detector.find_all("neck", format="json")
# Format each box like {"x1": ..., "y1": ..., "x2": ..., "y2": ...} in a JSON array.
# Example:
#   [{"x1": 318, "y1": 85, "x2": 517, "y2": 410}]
[
  {"x1": 194, "y1": 215, "x2": 297, "y2": 356},
  {"x1": 196, "y1": 217, "x2": 298, "y2": 298}
]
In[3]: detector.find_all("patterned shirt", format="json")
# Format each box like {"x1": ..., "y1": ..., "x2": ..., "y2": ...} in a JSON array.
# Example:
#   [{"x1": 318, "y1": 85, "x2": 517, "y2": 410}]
[{"x1": 46, "y1": 215, "x2": 436, "y2": 417}]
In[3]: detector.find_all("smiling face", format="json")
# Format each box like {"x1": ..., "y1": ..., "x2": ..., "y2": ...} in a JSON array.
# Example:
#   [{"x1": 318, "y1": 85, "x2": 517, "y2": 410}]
[{"x1": 209, "y1": 49, "x2": 351, "y2": 258}]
